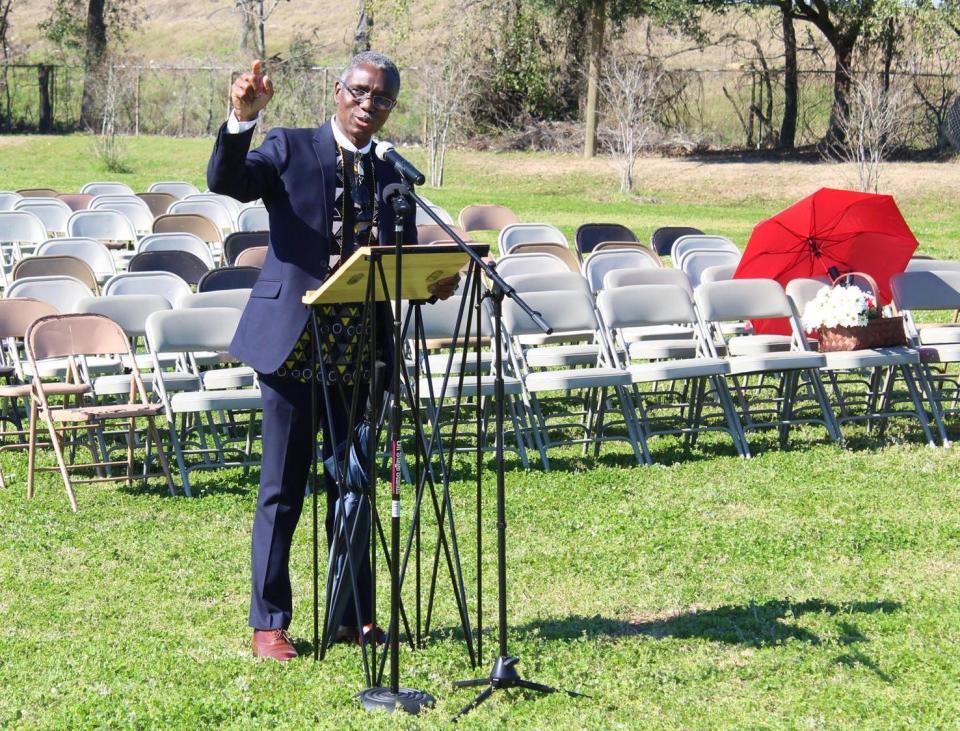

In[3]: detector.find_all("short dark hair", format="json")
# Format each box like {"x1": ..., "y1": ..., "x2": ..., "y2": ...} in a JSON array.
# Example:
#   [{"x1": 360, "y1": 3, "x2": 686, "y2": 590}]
[{"x1": 342, "y1": 51, "x2": 401, "y2": 92}]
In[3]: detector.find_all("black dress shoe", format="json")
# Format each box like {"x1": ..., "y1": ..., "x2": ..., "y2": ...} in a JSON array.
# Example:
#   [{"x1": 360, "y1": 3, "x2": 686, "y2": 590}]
[{"x1": 358, "y1": 623, "x2": 387, "y2": 647}]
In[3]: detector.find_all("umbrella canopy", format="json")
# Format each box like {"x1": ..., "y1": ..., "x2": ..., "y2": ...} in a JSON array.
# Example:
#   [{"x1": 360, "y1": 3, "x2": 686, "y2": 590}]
[{"x1": 734, "y1": 188, "x2": 918, "y2": 334}]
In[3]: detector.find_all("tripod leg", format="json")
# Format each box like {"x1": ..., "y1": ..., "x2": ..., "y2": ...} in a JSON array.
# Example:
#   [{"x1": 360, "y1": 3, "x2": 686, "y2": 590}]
[
  {"x1": 453, "y1": 677, "x2": 489, "y2": 689},
  {"x1": 452, "y1": 685, "x2": 494, "y2": 722}
]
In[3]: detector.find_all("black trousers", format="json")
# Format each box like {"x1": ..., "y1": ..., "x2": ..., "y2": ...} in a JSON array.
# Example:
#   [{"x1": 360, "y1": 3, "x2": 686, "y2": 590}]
[{"x1": 248, "y1": 371, "x2": 373, "y2": 630}]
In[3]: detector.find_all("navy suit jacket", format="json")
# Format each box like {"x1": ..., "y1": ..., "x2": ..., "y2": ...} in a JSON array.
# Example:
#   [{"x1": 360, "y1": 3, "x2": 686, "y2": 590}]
[{"x1": 207, "y1": 120, "x2": 417, "y2": 374}]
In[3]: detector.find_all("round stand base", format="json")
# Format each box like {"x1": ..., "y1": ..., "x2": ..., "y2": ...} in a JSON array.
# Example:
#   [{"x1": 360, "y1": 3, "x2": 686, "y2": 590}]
[{"x1": 358, "y1": 687, "x2": 436, "y2": 715}]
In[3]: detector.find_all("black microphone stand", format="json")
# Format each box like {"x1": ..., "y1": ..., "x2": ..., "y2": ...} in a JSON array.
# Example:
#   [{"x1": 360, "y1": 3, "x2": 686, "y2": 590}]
[
  {"x1": 358, "y1": 182, "x2": 435, "y2": 715},
  {"x1": 380, "y1": 176, "x2": 585, "y2": 721}
]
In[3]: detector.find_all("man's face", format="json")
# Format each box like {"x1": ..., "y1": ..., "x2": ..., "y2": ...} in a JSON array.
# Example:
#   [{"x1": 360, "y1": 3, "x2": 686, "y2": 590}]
[{"x1": 334, "y1": 62, "x2": 398, "y2": 149}]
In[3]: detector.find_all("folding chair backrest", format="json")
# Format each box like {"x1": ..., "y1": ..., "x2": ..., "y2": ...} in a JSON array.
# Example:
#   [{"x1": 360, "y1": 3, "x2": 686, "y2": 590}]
[
  {"x1": 496, "y1": 252, "x2": 570, "y2": 280},
  {"x1": 13, "y1": 255, "x2": 99, "y2": 292},
  {"x1": 679, "y1": 249, "x2": 741, "y2": 289},
  {"x1": 507, "y1": 242, "x2": 580, "y2": 272},
  {"x1": 414, "y1": 293, "x2": 491, "y2": 340},
  {"x1": 80, "y1": 182, "x2": 134, "y2": 197},
  {"x1": 650, "y1": 226, "x2": 704, "y2": 256},
  {"x1": 128, "y1": 250, "x2": 210, "y2": 285},
  {"x1": 0, "y1": 192, "x2": 22, "y2": 211},
  {"x1": 575, "y1": 223, "x2": 638, "y2": 257},
  {"x1": 153, "y1": 213, "x2": 223, "y2": 244},
  {"x1": 672, "y1": 235, "x2": 739, "y2": 268},
  {"x1": 136, "y1": 192, "x2": 176, "y2": 218},
  {"x1": 76, "y1": 294, "x2": 171, "y2": 337},
  {"x1": 147, "y1": 181, "x2": 200, "y2": 200},
  {"x1": 137, "y1": 232, "x2": 215, "y2": 268},
  {"x1": 237, "y1": 205, "x2": 269, "y2": 232},
  {"x1": 891, "y1": 270, "x2": 960, "y2": 311},
  {"x1": 583, "y1": 248, "x2": 661, "y2": 292},
  {"x1": 415, "y1": 199, "x2": 455, "y2": 226},
  {"x1": 505, "y1": 270, "x2": 591, "y2": 296},
  {"x1": 498, "y1": 223, "x2": 567, "y2": 254},
  {"x1": 177, "y1": 288, "x2": 251, "y2": 310},
  {"x1": 13, "y1": 198, "x2": 72, "y2": 235},
  {"x1": 28, "y1": 313, "x2": 132, "y2": 361},
  {"x1": 695, "y1": 279, "x2": 792, "y2": 322},
  {"x1": 905, "y1": 258, "x2": 960, "y2": 273},
  {"x1": 504, "y1": 288, "x2": 598, "y2": 337},
  {"x1": 598, "y1": 284, "x2": 697, "y2": 329},
  {"x1": 0, "y1": 210, "x2": 48, "y2": 244},
  {"x1": 183, "y1": 193, "x2": 242, "y2": 224},
  {"x1": 459, "y1": 204, "x2": 519, "y2": 233},
  {"x1": 7, "y1": 276, "x2": 94, "y2": 312},
  {"x1": 417, "y1": 224, "x2": 469, "y2": 246},
  {"x1": 146, "y1": 307, "x2": 242, "y2": 353},
  {"x1": 699, "y1": 263, "x2": 738, "y2": 284},
  {"x1": 57, "y1": 193, "x2": 93, "y2": 211},
  {"x1": 197, "y1": 267, "x2": 260, "y2": 292},
  {"x1": 36, "y1": 237, "x2": 117, "y2": 279},
  {"x1": 784, "y1": 278, "x2": 831, "y2": 315},
  {"x1": 169, "y1": 200, "x2": 233, "y2": 234},
  {"x1": 90, "y1": 196, "x2": 154, "y2": 234},
  {"x1": 603, "y1": 266, "x2": 693, "y2": 293},
  {"x1": 103, "y1": 271, "x2": 192, "y2": 304},
  {"x1": 0, "y1": 297, "x2": 59, "y2": 338},
  {"x1": 66, "y1": 209, "x2": 137, "y2": 244},
  {"x1": 17, "y1": 188, "x2": 59, "y2": 198},
  {"x1": 234, "y1": 246, "x2": 267, "y2": 268},
  {"x1": 223, "y1": 231, "x2": 269, "y2": 264}
]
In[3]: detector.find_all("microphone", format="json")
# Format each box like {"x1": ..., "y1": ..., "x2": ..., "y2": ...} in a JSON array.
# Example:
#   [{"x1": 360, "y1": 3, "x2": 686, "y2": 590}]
[{"x1": 375, "y1": 140, "x2": 426, "y2": 186}]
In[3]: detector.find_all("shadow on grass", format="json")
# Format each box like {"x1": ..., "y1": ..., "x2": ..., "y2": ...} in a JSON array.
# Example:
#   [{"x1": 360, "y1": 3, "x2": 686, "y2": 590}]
[{"x1": 517, "y1": 598, "x2": 901, "y2": 649}]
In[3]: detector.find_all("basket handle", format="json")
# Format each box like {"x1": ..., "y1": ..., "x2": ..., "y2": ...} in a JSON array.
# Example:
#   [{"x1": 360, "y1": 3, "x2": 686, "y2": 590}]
[{"x1": 831, "y1": 271, "x2": 880, "y2": 301}]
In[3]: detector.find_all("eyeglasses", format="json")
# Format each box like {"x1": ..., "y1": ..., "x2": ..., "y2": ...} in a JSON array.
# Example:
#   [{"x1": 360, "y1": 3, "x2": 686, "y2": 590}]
[{"x1": 340, "y1": 81, "x2": 397, "y2": 111}]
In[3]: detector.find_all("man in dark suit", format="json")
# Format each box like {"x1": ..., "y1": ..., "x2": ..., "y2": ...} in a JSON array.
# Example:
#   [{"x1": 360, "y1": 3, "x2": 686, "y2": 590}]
[{"x1": 208, "y1": 52, "x2": 457, "y2": 661}]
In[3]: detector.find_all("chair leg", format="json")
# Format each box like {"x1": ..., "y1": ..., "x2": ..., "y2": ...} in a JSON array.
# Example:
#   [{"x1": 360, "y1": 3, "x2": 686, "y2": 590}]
[
  {"x1": 148, "y1": 417, "x2": 176, "y2": 496},
  {"x1": 167, "y1": 418, "x2": 192, "y2": 497},
  {"x1": 26, "y1": 398, "x2": 37, "y2": 499},
  {"x1": 44, "y1": 415, "x2": 78, "y2": 512},
  {"x1": 126, "y1": 417, "x2": 135, "y2": 488}
]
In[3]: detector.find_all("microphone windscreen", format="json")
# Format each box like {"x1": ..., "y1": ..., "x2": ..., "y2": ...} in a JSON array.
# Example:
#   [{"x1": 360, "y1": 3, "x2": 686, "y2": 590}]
[{"x1": 374, "y1": 140, "x2": 395, "y2": 161}]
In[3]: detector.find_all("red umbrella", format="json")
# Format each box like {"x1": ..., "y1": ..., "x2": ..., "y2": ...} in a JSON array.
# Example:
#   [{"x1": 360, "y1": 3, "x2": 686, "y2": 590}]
[{"x1": 733, "y1": 188, "x2": 918, "y2": 334}]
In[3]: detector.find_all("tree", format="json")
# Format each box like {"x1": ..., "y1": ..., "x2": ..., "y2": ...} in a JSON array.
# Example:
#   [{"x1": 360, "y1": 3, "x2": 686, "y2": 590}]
[{"x1": 235, "y1": 0, "x2": 290, "y2": 59}]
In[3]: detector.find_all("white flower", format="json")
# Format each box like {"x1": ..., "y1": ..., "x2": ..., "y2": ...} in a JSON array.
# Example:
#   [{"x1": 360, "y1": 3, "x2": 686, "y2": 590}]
[{"x1": 802, "y1": 284, "x2": 873, "y2": 330}]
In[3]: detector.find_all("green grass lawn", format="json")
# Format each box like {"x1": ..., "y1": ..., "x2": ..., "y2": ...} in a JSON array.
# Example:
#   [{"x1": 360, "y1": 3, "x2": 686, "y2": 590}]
[{"x1": 2, "y1": 134, "x2": 960, "y2": 728}]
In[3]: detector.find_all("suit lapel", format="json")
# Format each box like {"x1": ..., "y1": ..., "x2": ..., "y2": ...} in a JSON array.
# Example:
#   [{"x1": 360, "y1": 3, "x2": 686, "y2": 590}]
[{"x1": 312, "y1": 121, "x2": 337, "y2": 228}]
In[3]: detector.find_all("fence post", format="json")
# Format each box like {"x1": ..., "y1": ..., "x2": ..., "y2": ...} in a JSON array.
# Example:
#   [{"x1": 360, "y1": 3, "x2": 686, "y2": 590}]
[
  {"x1": 38, "y1": 64, "x2": 52, "y2": 133},
  {"x1": 135, "y1": 70, "x2": 141, "y2": 135}
]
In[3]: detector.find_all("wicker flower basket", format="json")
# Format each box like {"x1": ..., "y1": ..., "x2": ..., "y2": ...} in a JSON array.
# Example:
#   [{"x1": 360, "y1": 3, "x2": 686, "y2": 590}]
[{"x1": 816, "y1": 272, "x2": 907, "y2": 352}]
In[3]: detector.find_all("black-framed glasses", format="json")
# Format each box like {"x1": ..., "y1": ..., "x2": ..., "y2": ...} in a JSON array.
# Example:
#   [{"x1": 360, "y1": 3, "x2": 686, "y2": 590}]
[{"x1": 340, "y1": 81, "x2": 397, "y2": 111}]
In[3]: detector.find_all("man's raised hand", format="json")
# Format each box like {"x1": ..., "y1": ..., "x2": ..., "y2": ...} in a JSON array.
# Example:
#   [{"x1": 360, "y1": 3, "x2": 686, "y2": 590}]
[{"x1": 231, "y1": 59, "x2": 274, "y2": 122}]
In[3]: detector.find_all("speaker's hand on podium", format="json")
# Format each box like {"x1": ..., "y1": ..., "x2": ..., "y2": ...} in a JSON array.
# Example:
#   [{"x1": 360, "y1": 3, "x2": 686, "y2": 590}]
[{"x1": 428, "y1": 274, "x2": 460, "y2": 301}]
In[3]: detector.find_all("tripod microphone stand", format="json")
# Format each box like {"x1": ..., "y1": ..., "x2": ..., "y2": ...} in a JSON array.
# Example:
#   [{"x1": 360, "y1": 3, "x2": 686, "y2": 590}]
[{"x1": 396, "y1": 187, "x2": 586, "y2": 721}]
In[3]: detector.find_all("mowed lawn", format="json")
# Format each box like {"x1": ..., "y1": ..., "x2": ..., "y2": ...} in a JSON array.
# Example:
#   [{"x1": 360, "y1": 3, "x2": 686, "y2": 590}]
[{"x1": 2, "y1": 134, "x2": 960, "y2": 728}]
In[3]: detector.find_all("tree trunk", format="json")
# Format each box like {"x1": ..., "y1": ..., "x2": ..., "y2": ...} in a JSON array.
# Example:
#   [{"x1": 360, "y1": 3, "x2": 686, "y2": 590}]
[
  {"x1": 38, "y1": 65, "x2": 52, "y2": 133},
  {"x1": 779, "y1": 2, "x2": 797, "y2": 150},
  {"x1": 80, "y1": 0, "x2": 107, "y2": 128},
  {"x1": 825, "y1": 35, "x2": 856, "y2": 148},
  {"x1": 353, "y1": 2, "x2": 372, "y2": 55},
  {"x1": 239, "y1": 1, "x2": 259, "y2": 58},
  {"x1": 583, "y1": 0, "x2": 606, "y2": 159}
]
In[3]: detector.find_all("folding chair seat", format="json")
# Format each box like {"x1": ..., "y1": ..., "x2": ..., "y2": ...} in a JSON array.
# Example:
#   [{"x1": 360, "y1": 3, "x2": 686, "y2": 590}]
[
  {"x1": 137, "y1": 232, "x2": 216, "y2": 268},
  {"x1": 128, "y1": 250, "x2": 210, "y2": 286},
  {"x1": 458, "y1": 204, "x2": 519, "y2": 234},
  {"x1": 505, "y1": 271, "x2": 598, "y2": 361},
  {"x1": 103, "y1": 271, "x2": 192, "y2": 306},
  {"x1": 237, "y1": 205, "x2": 269, "y2": 232},
  {"x1": 147, "y1": 181, "x2": 200, "y2": 200},
  {"x1": 503, "y1": 287, "x2": 646, "y2": 468},
  {"x1": 575, "y1": 223, "x2": 638, "y2": 259},
  {"x1": 785, "y1": 276, "x2": 941, "y2": 446},
  {"x1": 497, "y1": 223, "x2": 567, "y2": 254},
  {"x1": 66, "y1": 209, "x2": 138, "y2": 251},
  {"x1": 694, "y1": 278, "x2": 841, "y2": 450},
  {"x1": 80, "y1": 181, "x2": 135, "y2": 196},
  {"x1": 145, "y1": 307, "x2": 261, "y2": 496},
  {"x1": 13, "y1": 198, "x2": 72, "y2": 237},
  {"x1": 597, "y1": 283, "x2": 746, "y2": 457},
  {"x1": 25, "y1": 313, "x2": 174, "y2": 510},
  {"x1": 223, "y1": 231, "x2": 269, "y2": 265},
  {"x1": 174, "y1": 291, "x2": 253, "y2": 387},
  {"x1": 35, "y1": 238, "x2": 117, "y2": 283},
  {"x1": 671, "y1": 235, "x2": 739, "y2": 268},
  {"x1": 136, "y1": 192, "x2": 176, "y2": 218},
  {"x1": 582, "y1": 248, "x2": 662, "y2": 292},
  {"x1": 13, "y1": 255, "x2": 99, "y2": 294}
]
